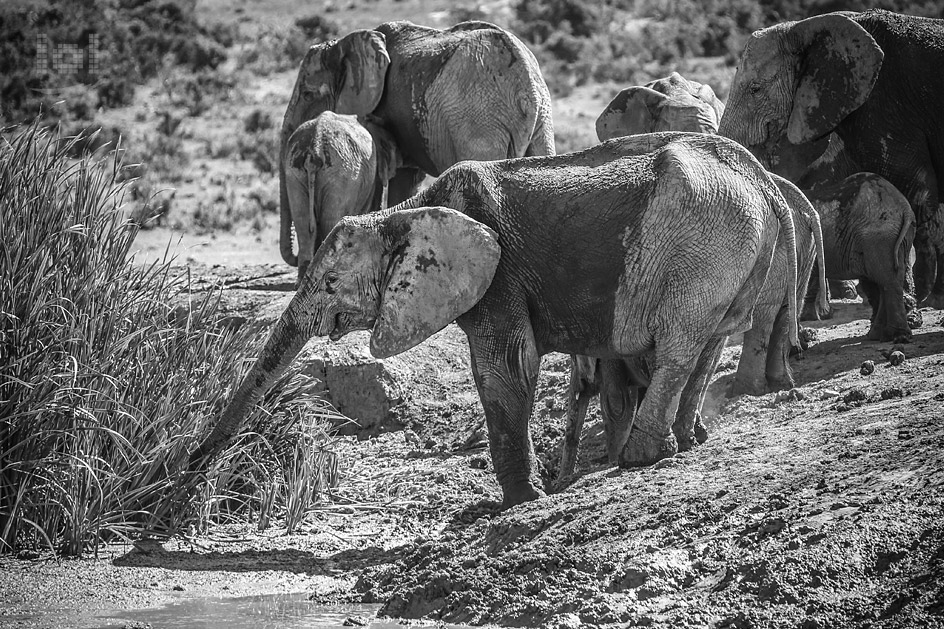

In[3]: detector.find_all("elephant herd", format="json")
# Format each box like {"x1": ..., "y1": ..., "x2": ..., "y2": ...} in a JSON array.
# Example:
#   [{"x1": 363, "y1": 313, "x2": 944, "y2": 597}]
[{"x1": 190, "y1": 10, "x2": 944, "y2": 508}]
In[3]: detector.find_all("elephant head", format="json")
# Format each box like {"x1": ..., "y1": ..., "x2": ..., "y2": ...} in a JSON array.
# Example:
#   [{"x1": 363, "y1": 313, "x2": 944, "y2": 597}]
[
  {"x1": 188, "y1": 207, "x2": 500, "y2": 470},
  {"x1": 284, "y1": 112, "x2": 401, "y2": 284},
  {"x1": 595, "y1": 72, "x2": 724, "y2": 142},
  {"x1": 717, "y1": 12, "x2": 883, "y2": 180},
  {"x1": 280, "y1": 29, "x2": 391, "y2": 268}
]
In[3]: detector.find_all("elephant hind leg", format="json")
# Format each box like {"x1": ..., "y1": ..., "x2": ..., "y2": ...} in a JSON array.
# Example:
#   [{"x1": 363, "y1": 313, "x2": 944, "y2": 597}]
[
  {"x1": 619, "y1": 341, "x2": 707, "y2": 467},
  {"x1": 599, "y1": 359, "x2": 640, "y2": 465},
  {"x1": 558, "y1": 356, "x2": 599, "y2": 487},
  {"x1": 673, "y1": 337, "x2": 725, "y2": 451}
]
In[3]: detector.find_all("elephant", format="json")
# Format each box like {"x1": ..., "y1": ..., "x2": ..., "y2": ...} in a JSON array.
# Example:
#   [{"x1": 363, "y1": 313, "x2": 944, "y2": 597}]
[
  {"x1": 595, "y1": 72, "x2": 725, "y2": 139},
  {"x1": 279, "y1": 20, "x2": 555, "y2": 275},
  {"x1": 284, "y1": 112, "x2": 401, "y2": 283},
  {"x1": 802, "y1": 172, "x2": 916, "y2": 341},
  {"x1": 557, "y1": 173, "x2": 823, "y2": 483},
  {"x1": 189, "y1": 132, "x2": 799, "y2": 508},
  {"x1": 717, "y1": 10, "x2": 944, "y2": 308},
  {"x1": 592, "y1": 74, "x2": 828, "y2": 396}
]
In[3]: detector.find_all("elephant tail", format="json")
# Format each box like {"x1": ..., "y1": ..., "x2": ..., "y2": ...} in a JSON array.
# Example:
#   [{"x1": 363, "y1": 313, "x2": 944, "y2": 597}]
[
  {"x1": 525, "y1": 96, "x2": 555, "y2": 157},
  {"x1": 893, "y1": 207, "x2": 916, "y2": 272},
  {"x1": 809, "y1": 206, "x2": 831, "y2": 319}
]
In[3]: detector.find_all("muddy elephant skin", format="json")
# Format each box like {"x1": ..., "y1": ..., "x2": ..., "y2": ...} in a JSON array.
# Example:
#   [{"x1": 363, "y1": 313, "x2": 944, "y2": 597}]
[{"x1": 190, "y1": 133, "x2": 798, "y2": 508}]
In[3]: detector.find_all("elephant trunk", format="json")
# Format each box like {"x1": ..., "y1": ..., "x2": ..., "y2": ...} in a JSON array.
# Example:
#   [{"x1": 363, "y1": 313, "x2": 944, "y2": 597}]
[{"x1": 187, "y1": 313, "x2": 313, "y2": 473}]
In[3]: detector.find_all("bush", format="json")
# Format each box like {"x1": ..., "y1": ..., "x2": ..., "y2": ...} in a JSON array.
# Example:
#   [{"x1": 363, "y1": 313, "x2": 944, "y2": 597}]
[{"x1": 0, "y1": 122, "x2": 343, "y2": 555}]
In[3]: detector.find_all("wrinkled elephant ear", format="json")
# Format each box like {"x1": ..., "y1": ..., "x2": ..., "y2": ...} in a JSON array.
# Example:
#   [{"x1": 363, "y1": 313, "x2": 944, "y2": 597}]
[
  {"x1": 369, "y1": 207, "x2": 500, "y2": 359},
  {"x1": 335, "y1": 30, "x2": 390, "y2": 116},
  {"x1": 786, "y1": 13, "x2": 883, "y2": 144},
  {"x1": 695, "y1": 82, "x2": 725, "y2": 127},
  {"x1": 596, "y1": 86, "x2": 667, "y2": 142}
]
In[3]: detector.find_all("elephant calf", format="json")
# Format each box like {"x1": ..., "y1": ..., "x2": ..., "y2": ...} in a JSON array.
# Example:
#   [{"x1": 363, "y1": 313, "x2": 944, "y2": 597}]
[
  {"x1": 190, "y1": 133, "x2": 798, "y2": 508},
  {"x1": 284, "y1": 112, "x2": 400, "y2": 283}
]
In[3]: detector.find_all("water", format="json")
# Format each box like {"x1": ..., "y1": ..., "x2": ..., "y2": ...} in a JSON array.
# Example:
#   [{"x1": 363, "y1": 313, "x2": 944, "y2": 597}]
[{"x1": 92, "y1": 593, "x2": 390, "y2": 629}]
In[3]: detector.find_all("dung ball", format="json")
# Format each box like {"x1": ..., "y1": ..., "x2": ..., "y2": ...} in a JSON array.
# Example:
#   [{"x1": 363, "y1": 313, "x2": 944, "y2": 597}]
[
  {"x1": 889, "y1": 350, "x2": 905, "y2": 366},
  {"x1": 860, "y1": 360, "x2": 875, "y2": 376}
]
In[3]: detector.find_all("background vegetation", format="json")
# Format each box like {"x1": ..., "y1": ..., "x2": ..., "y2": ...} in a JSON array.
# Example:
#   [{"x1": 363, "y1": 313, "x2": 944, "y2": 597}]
[{"x1": 2, "y1": 0, "x2": 942, "y2": 556}]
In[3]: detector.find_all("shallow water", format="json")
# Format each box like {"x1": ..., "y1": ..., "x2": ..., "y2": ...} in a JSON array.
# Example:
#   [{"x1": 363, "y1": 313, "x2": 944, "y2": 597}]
[{"x1": 92, "y1": 593, "x2": 389, "y2": 629}]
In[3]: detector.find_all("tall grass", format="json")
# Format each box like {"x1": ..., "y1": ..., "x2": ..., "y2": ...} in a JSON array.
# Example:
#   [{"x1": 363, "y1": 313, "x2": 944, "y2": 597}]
[{"x1": 0, "y1": 123, "x2": 343, "y2": 556}]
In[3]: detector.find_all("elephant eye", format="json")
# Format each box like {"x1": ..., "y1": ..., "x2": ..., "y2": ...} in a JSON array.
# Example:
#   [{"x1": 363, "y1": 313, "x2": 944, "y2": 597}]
[
  {"x1": 749, "y1": 82, "x2": 762, "y2": 95},
  {"x1": 324, "y1": 271, "x2": 339, "y2": 294}
]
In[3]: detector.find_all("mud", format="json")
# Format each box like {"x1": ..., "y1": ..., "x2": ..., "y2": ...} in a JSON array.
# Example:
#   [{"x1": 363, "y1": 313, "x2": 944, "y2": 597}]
[{"x1": 2, "y1": 263, "x2": 943, "y2": 629}]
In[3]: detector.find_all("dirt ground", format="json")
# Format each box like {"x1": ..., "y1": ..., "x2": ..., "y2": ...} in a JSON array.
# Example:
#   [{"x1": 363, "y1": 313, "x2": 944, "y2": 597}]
[{"x1": 2, "y1": 250, "x2": 943, "y2": 628}]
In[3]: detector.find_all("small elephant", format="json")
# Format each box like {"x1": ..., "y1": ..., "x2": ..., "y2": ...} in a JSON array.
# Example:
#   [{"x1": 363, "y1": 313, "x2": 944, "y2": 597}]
[
  {"x1": 284, "y1": 112, "x2": 400, "y2": 283},
  {"x1": 802, "y1": 172, "x2": 916, "y2": 341},
  {"x1": 718, "y1": 10, "x2": 944, "y2": 307},
  {"x1": 279, "y1": 20, "x2": 555, "y2": 274},
  {"x1": 595, "y1": 72, "x2": 725, "y2": 139},
  {"x1": 190, "y1": 133, "x2": 799, "y2": 508}
]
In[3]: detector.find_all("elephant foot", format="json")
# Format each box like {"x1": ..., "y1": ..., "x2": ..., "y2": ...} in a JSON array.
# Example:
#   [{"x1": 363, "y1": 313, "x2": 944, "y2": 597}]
[
  {"x1": 730, "y1": 377, "x2": 766, "y2": 398},
  {"x1": 619, "y1": 429, "x2": 678, "y2": 467},
  {"x1": 500, "y1": 481, "x2": 545, "y2": 509},
  {"x1": 867, "y1": 325, "x2": 912, "y2": 343},
  {"x1": 799, "y1": 301, "x2": 820, "y2": 322},
  {"x1": 693, "y1": 416, "x2": 709, "y2": 445},
  {"x1": 919, "y1": 292, "x2": 944, "y2": 310}
]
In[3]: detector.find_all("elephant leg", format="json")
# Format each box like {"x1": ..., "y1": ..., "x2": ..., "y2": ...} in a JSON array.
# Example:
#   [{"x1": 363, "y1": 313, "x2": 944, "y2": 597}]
[
  {"x1": 464, "y1": 320, "x2": 544, "y2": 508},
  {"x1": 766, "y1": 305, "x2": 796, "y2": 391},
  {"x1": 880, "y1": 280, "x2": 913, "y2": 342},
  {"x1": 285, "y1": 167, "x2": 315, "y2": 285},
  {"x1": 903, "y1": 262, "x2": 922, "y2": 329},
  {"x1": 386, "y1": 167, "x2": 427, "y2": 207},
  {"x1": 558, "y1": 356, "x2": 599, "y2": 485},
  {"x1": 927, "y1": 250, "x2": 944, "y2": 309},
  {"x1": 732, "y1": 296, "x2": 781, "y2": 396},
  {"x1": 673, "y1": 337, "x2": 725, "y2": 451},
  {"x1": 619, "y1": 341, "x2": 705, "y2": 467},
  {"x1": 858, "y1": 278, "x2": 884, "y2": 338},
  {"x1": 599, "y1": 359, "x2": 639, "y2": 466}
]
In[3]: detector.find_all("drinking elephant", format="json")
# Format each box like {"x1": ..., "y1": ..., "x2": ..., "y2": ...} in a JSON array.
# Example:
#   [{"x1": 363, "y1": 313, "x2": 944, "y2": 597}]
[
  {"x1": 718, "y1": 10, "x2": 944, "y2": 307},
  {"x1": 285, "y1": 112, "x2": 401, "y2": 283},
  {"x1": 595, "y1": 72, "x2": 724, "y2": 139},
  {"x1": 279, "y1": 20, "x2": 555, "y2": 273},
  {"x1": 189, "y1": 133, "x2": 798, "y2": 508}
]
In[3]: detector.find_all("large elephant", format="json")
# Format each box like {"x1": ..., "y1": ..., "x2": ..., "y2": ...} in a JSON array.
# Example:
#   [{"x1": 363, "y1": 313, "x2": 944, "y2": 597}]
[
  {"x1": 285, "y1": 112, "x2": 401, "y2": 282},
  {"x1": 717, "y1": 10, "x2": 944, "y2": 307},
  {"x1": 595, "y1": 72, "x2": 724, "y2": 139},
  {"x1": 189, "y1": 133, "x2": 798, "y2": 508},
  {"x1": 279, "y1": 20, "x2": 555, "y2": 272}
]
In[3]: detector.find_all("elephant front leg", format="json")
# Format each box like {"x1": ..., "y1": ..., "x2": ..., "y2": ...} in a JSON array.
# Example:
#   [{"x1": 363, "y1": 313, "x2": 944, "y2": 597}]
[
  {"x1": 465, "y1": 325, "x2": 544, "y2": 508},
  {"x1": 673, "y1": 337, "x2": 725, "y2": 450}
]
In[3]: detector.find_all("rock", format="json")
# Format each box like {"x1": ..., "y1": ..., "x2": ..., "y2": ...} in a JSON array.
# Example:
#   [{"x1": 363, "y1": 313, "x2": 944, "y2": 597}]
[
  {"x1": 546, "y1": 612, "x2": 583, "y2": 629},
  {"x1": 880, "y1": 387, "x2": 904, "y2": 400},
  {"x1": 819, "y1": 389, "x2": 840, "y2": 400},
  {"x1": 342, "y1": 616, "x2": 370, "y2": 627},
  {"x1": 842, "y1": 388, "x2": 869, "y2": 405},
  {"x1": 860, "y1": 360, "x2": 875, "y2": 375},
  {"x1": 888, "y1": 350, "x2": 905, "y2": 366},
  {"x1": 774, "y1": 388, "x2": 805, "y2": 404}
]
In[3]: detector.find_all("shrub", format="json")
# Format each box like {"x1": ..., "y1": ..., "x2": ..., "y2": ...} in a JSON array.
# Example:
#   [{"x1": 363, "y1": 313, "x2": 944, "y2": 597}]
[
  {"x1": 244, "y1": 109, "x2": 273, "y2": 135},
  {"x1": 0, "y1": 122, "x2": 343, "y2": 555}
]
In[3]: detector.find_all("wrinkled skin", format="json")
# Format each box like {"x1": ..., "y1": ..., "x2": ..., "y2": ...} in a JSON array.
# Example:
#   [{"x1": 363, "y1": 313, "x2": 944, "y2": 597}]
[
  {"x1": 595, "y1": 72, "x2": 725, "y2": 140},
  {"x1": 718, "y1": 10, "x2": 944, "y2": 308},
  {"x1": 190, "y1": 133, "x2": 798, "y2": 508},
  {"x1": 803, "y1": 172, "x2": 916, "y2": 341},
  {"x1": 589, "y1": 74, "x2": 827, "y2": 402},
  {"x1": 285, "y1": 112, "x2": 400, "y2": 283},
  {"x1": 279, "y1": 20, "x2": 555, "y2": 271}
]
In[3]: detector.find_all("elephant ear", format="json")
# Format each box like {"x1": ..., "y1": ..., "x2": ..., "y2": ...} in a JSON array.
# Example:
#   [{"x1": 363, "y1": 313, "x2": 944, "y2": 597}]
[
  {"x1": 367, "y1": 122, "x2": 402, "y2": 183},
  {"x1": 370, "y1": 207, "x2": 500, "y2": 359},
  {"x1": 596, "y1": 86, "x2": 668, "y2": 141},
  {"x1": 335, "y1": 30, "x2": 390, "y2": 116},
  {"x1": 695, "y1": 82, "x2": 725, "y2": 126},
  {"x1": 786, "y1": 13, "x2": 883, "y2": 144}
]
